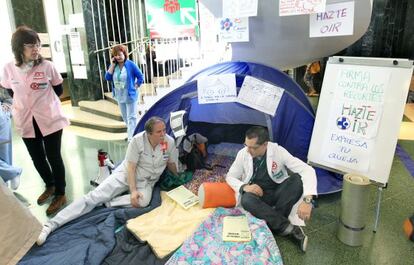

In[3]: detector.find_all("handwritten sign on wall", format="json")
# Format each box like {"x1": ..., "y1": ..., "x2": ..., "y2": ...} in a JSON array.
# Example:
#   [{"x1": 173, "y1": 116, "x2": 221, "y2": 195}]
[
  {"x1": 237, "y1": 76, "x2": 284, "y2": 116},
  {"x1": 322, "y1": 66, "x2": 390, "y2": 172},
  {"x1": 223, "y1": 0, "x2": 258, "y2": 18},
  {"x1": 279, "y1": 0, "x2": 326, "y2": 16},
  {"x1": 309, "y1": 1, "x2": 354, "y2": 37},
  {"x1": 197, "y1": 74, "x2": 237, "y2": 104}
]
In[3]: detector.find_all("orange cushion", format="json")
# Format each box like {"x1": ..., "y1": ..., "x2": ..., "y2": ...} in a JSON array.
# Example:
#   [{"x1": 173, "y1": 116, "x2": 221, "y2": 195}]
[
  {"x1": 198, "y1": 182, "x2": 236, "y2": 209},
  {"x1": 403, "y1": 218, "x2": 413, "y2": 239}
]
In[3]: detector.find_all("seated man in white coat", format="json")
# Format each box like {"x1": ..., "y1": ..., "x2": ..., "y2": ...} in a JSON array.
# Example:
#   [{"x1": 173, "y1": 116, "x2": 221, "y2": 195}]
[
  {"x1": 37, "y1": 116, "x2": 178, "y2": 245},
  {"x1": 226, "y1": 126, "x2": 317, "y2": 252}
]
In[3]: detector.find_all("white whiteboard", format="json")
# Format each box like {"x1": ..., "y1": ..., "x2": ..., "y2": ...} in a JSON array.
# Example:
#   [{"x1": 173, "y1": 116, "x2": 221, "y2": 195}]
[{"x1": 308, "y1": 56, "x2": 413, "y2": 185}]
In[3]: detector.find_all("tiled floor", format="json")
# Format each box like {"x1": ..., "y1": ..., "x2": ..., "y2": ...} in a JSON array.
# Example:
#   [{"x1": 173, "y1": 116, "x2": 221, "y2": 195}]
[
  {"x1": 10, "y1": 129, "x2": 128, "y2": 225},
  {"x1": 8, "y1": 101, "x2": 414, "y2": 264}
]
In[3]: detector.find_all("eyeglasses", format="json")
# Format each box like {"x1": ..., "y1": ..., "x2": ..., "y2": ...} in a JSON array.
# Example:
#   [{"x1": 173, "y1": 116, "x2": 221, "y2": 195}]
[{"x1": 24, "y1": 43, "x2": 41, "y2": 49}]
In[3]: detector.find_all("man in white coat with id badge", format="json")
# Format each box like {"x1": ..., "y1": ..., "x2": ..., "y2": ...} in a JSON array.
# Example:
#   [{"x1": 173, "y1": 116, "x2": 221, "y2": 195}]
[{"x1": 226, "y1": 126, "x2": 317, "y2": 252}]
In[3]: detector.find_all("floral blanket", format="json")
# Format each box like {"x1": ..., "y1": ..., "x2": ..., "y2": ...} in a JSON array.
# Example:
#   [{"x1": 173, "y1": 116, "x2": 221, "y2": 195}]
[{"x1": 166, "y1": 207, "x2": 283, "y2": 265}]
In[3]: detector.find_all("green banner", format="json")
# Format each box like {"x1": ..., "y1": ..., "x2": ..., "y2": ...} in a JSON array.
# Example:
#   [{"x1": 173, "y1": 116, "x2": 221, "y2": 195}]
[{"x1": 145, "y1": 0, "x2": 198, "y2": 38}]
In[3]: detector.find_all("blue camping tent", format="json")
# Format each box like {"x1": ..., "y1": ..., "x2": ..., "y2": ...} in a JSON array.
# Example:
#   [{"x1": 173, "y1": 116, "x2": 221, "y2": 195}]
[
  {"x1": 186, "y1": 61, "x2": 315, "y2": 115},
  {"x1": 136, "y1": 63, "x2": 342, "y2": 194}
]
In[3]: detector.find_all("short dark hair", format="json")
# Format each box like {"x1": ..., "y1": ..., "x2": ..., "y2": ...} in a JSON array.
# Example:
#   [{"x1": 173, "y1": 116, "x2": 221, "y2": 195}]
[
  {"x1": 245, "y1": 126, "x2": 269, "y2": 145},
  {"x1": 144, "y1": 116, "x2": 165, "y2": 133},
  {"x1": 11, "y1": 26, "x2": 43, "y2": 67}
]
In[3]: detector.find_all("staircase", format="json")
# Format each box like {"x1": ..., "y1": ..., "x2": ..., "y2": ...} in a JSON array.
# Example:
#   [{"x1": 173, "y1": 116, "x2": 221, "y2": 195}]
[{"x1": 62, "y1": 68, "x2": 194, "y2": 138}]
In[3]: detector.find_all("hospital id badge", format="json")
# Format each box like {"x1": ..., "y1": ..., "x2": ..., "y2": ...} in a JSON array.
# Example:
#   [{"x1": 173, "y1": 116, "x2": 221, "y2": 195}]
[{"x1": 114, "y1": 81, "x2": 125, "y2": 89}]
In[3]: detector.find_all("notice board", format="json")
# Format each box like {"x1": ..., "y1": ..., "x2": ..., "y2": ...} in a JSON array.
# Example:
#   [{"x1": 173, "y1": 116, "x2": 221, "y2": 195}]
[{"x1": 308, "y1": 56, "x2": 413, "y2": 185}]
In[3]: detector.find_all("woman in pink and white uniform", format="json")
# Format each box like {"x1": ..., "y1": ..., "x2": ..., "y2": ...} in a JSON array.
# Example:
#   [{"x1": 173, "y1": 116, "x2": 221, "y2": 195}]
[{"x1": 0, "y1": 26, "x2": 69, "y2": 216}]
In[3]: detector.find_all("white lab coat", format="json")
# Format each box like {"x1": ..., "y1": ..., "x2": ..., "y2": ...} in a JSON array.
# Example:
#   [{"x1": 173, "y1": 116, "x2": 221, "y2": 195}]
[{"x1": 226, "y1": 142, "x2": 317, "y2": 226}]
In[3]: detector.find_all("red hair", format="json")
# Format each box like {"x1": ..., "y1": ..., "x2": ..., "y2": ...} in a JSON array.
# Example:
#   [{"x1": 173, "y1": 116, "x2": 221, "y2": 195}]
[{"x1": 111, "y1": 45, "x2": 128, "y2": 60}]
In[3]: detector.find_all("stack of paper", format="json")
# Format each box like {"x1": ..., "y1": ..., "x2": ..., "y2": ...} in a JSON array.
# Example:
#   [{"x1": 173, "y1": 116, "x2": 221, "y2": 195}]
[
  {"x1": 166, "y1": 185, "x2": 199, "y2": 209},
  {"x1": 222, "y1": 215, "x2": 251, "y2": 242}
]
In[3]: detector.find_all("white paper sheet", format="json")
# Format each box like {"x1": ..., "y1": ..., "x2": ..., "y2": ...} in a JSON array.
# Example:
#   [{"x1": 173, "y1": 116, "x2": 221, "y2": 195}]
[
  {"x1": 279, "y1": 0, "x2": 326, "y2": 16},
  {"x1": 237, "y1": 76, "x2": 284, "y2": 116},
  {"x1": 170, "y1": 110, "x2": 186, "y2": 138},
  {"x1": 329, "y1": 101, "x2": 383, "y2": 139},
  {"x1": 72, "y1": 65, "x2": 87, "y2": 79},
  {"x1": 218, "y1": 17, "x2": 249, "y2": 43},
  {"x1": 69, "y1": 32, "x2": 82, "y2": 51},
  {"x1": 197, "y1": 74, "x2": 237, "y2": 104},
  {"x1": 70, "y1": 50, "x2": 85, "y2": 65},
  {"x1": 69, "y1": 13, "x2": 85, "y2": 28},
  {"x1": 334, "y1": 65, "x2": 390, "y2": 105},
  {"x1": 322, "y1": 131, "x2": 373, "y2": 173},
  {"x1": 309, "y1": 1, "x2": 354, "y2": 37},
  {"x1": 223, "y1": 0, "x2": 258, "y2": 18}
]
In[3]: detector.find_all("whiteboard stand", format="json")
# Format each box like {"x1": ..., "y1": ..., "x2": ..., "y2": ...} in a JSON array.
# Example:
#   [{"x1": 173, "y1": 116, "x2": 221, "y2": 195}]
[
  {"x1": 373, "y1": 186, "x2": 383, "y2": 233},
  {"x1": 370, "y1": 180, "x2": 387, "y2": 233},
  {"x1": 307, "y1": 56, "x2": 414, "y2": 234}
]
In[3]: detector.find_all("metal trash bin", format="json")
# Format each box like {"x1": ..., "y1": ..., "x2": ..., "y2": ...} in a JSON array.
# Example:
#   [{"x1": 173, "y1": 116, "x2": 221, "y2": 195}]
[{"x1": 337, "y1": 173, "x2": 370, "y2": 246}]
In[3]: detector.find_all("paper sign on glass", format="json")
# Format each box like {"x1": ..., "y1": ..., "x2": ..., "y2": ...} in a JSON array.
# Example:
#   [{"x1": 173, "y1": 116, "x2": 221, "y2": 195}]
[
  {"x1": 69, "y1": 32, "x2": 82, "y2": 51},
  {"x1": 72, "y1": 65, "x2": 87, "y2": 79},
  {"x1": 69, "y1": 13, "x2": 85, "y2": 28},
  {"x1": 70, "y1": 50, "x2": 85, "y2": 65},
  {"x1": 198, "y1": 74, "x2": 237, "y2": 104},
  {"x1": 237, "y1": 76, "x2": 284, "y2": 116}
]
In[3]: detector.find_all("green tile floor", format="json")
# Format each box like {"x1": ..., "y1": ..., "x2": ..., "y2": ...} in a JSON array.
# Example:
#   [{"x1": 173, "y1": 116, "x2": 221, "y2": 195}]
[{"x1": 9, "y1": 118, "x2": 414, "y2": 265}]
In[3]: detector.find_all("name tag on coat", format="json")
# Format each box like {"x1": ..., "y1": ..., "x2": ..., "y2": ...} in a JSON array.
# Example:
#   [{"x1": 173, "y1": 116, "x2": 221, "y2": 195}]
[{"x1": 114, "y1": 81, "x2": 126, "y2": 89}]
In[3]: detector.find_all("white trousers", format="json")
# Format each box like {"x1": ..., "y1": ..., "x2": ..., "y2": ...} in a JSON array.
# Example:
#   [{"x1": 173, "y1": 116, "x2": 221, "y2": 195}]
[{"x1": 48, "y1": 164, "x2": 155, "y2": 231}]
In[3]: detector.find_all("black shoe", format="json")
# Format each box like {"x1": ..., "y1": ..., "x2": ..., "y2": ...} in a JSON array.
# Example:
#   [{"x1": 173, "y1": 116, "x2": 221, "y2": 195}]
[{"x1": 290, "y1": 226, "x2": 308, "y2": 252}]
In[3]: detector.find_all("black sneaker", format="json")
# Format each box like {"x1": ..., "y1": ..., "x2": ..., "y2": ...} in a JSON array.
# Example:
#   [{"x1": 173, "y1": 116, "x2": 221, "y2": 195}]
[{"x1": 290, "y1": 226, "x2": 308, "y2": 252}]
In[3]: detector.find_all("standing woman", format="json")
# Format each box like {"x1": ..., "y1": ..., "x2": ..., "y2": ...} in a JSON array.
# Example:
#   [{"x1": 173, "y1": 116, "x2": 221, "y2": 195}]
[
  {"x1": 303, "y1": 61, "x2": 321, "y2": 97},
  {"x1": 0, "y1": 26, "x2": 69, "y2": 215},
  {"x1": 105, "y1": 45, "x2": 144, "y2": 141}
]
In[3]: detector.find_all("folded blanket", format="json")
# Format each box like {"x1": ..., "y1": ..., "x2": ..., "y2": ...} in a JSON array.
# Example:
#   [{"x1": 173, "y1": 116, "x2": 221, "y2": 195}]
[
  {"x1": 0, "y1": 179, "x2": 41, "y2": 265},
  {"x1": 20, "y1": 186, "x2": 163, "y2": 265},
  {"x1": 166, "y1": 207, "x2": 284, "y2": 265},
  {"x1": 127, "y1": 192, "x2": 214, "y2": 258}
]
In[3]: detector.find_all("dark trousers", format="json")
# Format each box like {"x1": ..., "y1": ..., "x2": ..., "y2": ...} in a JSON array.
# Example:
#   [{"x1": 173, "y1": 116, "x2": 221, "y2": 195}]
[
  {"x1": 240, "y1": 173, "x2": 303, "y2": 234},
  {"x1": 22, "y1": 119, "x2": 66, "y2": 195}
]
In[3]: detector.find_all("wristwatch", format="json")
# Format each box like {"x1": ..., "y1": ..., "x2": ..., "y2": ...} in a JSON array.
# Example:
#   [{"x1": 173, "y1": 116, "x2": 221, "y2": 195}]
[{"x1": 303, "y1": 196, "x2": 313, "y2": 204}]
